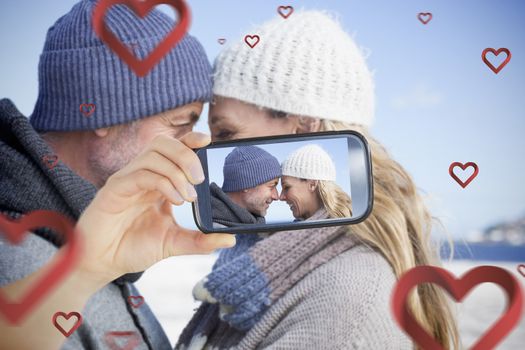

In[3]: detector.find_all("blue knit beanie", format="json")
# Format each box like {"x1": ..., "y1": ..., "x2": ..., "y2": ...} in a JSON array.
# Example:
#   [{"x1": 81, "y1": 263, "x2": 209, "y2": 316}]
[
  {"x1": 30, "y1": 0, "x2": 212, "y2": 131},
  {"x1": 222, "y1": 146, "x2": 281, "y2": 192}
]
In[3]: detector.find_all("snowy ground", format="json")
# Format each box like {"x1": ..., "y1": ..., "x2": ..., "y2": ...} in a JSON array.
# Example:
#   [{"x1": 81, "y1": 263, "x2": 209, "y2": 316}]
[
  {"x1": 442, "y1": 260, "x2": 525, "y2": 349},
  {"x1": 136, "y1": 255, "x2": 525, "y2": 349}
]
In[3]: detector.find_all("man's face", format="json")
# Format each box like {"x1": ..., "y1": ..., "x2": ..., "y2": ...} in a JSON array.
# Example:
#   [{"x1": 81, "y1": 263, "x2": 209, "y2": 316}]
[
  {"x1": 240, "y1": 178, "x2": 280, "y2": 217},
  {"x1": 88, "y1": 102, "x2": 203, "y2": 187}
]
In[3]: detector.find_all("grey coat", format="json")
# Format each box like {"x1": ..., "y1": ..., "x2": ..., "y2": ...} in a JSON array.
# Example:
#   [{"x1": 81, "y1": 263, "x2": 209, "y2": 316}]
[{"x1": 0, "y1": 99, "x2": 171, "y2": 350}]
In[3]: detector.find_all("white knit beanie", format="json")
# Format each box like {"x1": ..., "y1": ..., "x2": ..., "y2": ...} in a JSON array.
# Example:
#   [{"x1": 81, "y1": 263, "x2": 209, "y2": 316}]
[
  {"x1": 282, "y1": 144, "x2": 336, "y2": 181},
  {"x1": 213, "y1": 10, "x2": 375, "y2": 126}
]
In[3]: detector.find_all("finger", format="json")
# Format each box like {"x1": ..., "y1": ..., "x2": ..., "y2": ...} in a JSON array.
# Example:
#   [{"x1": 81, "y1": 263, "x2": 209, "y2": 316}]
[
  {"x1": 147, "y1": 135, "x2": 207, "y2": 184},
  {"x1": 178, "y1": 132, "x2": 211, "y2": 149},
  {"x1": 101, "y1": 170, "x2": 185, "y2": 213},
  {"x1": 116, "y1": 151, "x2": 197, "y2": 202},
  {"x1": 167, "y1": 229, "x2": 236, "y2": 256}
]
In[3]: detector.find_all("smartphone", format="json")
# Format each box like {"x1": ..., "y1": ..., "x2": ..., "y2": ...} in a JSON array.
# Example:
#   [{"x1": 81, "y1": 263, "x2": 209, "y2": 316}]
[{"x1": 192, "y1": 130, "x2": 373, "y2": 234}]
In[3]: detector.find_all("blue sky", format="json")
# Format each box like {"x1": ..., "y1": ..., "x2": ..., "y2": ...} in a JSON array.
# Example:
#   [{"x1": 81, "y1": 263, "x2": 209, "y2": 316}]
[{"x1": 1, "y1": 0, "x2": 524, "y2": 239}]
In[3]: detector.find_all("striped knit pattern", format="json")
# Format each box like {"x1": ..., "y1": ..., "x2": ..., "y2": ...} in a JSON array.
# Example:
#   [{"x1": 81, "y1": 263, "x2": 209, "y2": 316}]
[
  {"x1": 222, "y1": 146, "x2": 282, "y2": 192},
  {"x1": 30, "y1": 0, "x2": 212, "y2": 131},
  {"x1": 176, "y1": 209, "x2": 360, "y2": 349}
]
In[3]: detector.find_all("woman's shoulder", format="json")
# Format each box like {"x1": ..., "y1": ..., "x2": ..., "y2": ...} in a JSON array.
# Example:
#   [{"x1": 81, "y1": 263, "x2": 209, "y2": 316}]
[
  {"x1": 265, "y1": 241, "x2": 400, "y2": 315},
  {"x1": 244, "y1": 243, "x2": 412, "y2": 349},
  {"x1": 310, "y1": 242, "x2": 397, "y2": 291}
]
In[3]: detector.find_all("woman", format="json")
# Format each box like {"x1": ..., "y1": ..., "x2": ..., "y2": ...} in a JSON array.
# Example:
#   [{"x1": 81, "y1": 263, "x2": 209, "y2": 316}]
[
  {"x1": 176, "y1": 11, "x2": 458, "y2": 350},
  {"x1": 280, "y1": 144, "x2": 352, "y2": 220}
]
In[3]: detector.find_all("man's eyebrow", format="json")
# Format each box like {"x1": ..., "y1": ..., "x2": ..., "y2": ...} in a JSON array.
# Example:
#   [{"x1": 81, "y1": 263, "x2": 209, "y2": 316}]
[
  {"x1": 165, "y1": 111, "x2": 200, "y2": 125},
  {"x1": 189, "y1": 111, "x2": 200, "y2": 124}
]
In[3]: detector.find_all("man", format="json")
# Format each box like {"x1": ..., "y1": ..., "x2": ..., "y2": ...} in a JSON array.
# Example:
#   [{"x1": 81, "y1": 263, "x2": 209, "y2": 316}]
[
  {"x1": 211, "y1": 146, "x2": 281, "y2": 228},
  {"x1": 0, "y1": 1, "x2": 234, "y2": 349}
]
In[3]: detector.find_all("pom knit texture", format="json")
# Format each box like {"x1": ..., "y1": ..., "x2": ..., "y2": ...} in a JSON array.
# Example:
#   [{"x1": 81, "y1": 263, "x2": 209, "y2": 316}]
[
  {"x1": 281, "y1": 144, "x2": 337, "y2": 181},
  {"x1": 213, "y1": 11, "x2": 375, "y2": 126}
]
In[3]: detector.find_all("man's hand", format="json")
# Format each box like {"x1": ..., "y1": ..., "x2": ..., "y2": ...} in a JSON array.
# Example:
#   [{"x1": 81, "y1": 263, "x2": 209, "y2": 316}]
[
  {"x1": 76, "y1": 132, "x2": 235, "y2": 286},
  {"x1": 0, "y1": 133, "x2": 235, "y2": 350}
]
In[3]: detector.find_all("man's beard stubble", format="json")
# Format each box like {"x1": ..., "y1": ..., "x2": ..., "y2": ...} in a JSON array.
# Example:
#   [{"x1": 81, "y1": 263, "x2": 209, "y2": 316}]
[
  {"x1": 244, "y1": 192, "x2": 271, "y2": 217},
  {"x1": 88, "y1": 122, "x2": 141, "y2": 188}
]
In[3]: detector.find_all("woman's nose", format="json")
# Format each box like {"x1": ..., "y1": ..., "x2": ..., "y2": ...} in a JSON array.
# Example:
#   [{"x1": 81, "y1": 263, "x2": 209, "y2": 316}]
[{"x1": 279, "y1": 192, "x2": 286, "y2": 201}]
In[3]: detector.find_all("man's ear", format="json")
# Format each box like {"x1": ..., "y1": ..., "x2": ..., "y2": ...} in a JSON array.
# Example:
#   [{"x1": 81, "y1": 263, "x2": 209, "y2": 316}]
[
  {"x1": 94, "y1": 127, "x2": 110, "y2": 137},
  {"x1": 296, "y1": 116, "x2": 321, "y2": 133}
]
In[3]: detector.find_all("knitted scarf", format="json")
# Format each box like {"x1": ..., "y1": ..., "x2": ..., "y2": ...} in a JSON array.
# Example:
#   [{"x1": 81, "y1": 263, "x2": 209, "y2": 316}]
[
  {"x1": 175, "y1": 209, "x2": 359, "y2": 349},
  {"x1": 210, "y1": 182, "x2": 266, "y2": 227}
]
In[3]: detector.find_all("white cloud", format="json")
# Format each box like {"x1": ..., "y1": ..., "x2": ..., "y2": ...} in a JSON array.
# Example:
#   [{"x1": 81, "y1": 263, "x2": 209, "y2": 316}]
[{"x1": 390, "y1": 83, "x2": 443, "y2": 109}]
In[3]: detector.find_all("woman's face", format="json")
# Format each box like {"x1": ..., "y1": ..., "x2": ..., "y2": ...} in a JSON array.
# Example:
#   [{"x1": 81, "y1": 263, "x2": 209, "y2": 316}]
[
  {"x1": 208, "y1": 96, "x2": 300, "y2": 141},
  {"x1": 280, "y1": 176, "x2": 319, "y2": 220}
]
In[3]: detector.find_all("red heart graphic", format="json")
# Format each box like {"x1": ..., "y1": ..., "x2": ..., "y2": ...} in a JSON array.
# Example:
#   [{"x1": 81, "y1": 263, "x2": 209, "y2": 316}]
[
  {"x1": 391, "y1": 265, "x2": 523, "y2": 350},
  {"x1": 244, "y1": 35, "x2": 260, "y2": 49},
  {"x1": 92, "y1": 0, "x2": 191, "y2": 77},
  {"x1": 482, "y1": 48, "x2": 511, "y2": 74},
  {"x1": 105, "y1": 331, "x2": 142, "y2": 350},
  {"x1": 217, "y1": 38, "x2": 226, "y2": 45},
  {"x1": 0, "y1": 211, "x2": 80, "y2": 324},
  {"x1": 52, "y1": 311, "x2": 82, "y2": 337},
  {"x1": 79, "y1": 103, "x2": 96, "y2": 117},
  {"x1": 449, "y1": 162, "x2": 478, "y2": 188},
  {"x1": 418, "y1": 12, "x2": 432, "y2": 24},
  {"x1": 278, "y1": 5, "x2": 294, "y2": 19},
  {"x1": 127, "y1": 295, "x2": 145, "y2": 308},
  {"x1": 42, "y1": 154, "x2": 59, "y2": 170},
  {"x1": 518, "y1": 264, "x2": 525, "y2": 278}
]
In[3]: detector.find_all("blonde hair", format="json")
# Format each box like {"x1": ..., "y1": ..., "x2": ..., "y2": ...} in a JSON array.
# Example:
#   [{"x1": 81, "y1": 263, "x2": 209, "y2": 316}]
[
  {"x1": 319, "y1": 119, "x2": 460, "y2": 350},
  {"x1": 317, "y1": 180, "x2": 352, "y2": 218}
]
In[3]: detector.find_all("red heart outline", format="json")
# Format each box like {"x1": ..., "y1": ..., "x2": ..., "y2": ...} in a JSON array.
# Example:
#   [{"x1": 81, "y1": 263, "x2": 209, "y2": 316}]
[
  {"x1": 127, "y1": 295, "x2": 145, "y2": 308},
  {"x1": 92, "y1": 0, "x2": 191, "y2": 77},
  {"x1": 278, "y1": 5, "x2": 294, "y2": 19},
  {"x1": 418, "y1": 12, "x2": 432, "y2": 25},
  {"x1": 52, "y1": 311, "x2": 83, "y2": 337},
  {"x1": 518, "y1": 264, "x2": 525, "y2": 278},
  {"x1": 217, "y1": 38, "x2": 226, "y2": 45},
  {"x1": 0, "y1": 211, "x2": 81, "y2": 324},
  {"x1": 79, "y1": 103, "x2": 96, "y2": 117},
  {"x1": 391, "y1": 265, "x2": 523, "y2": 350},
  {"x1": 42, "y1": 154, "x2": 59, "y2": 170},
  {"x1": 244, "y1": 35, "x2": 260, "y2": 49},
  {"x1": 105, "y1": 331, "x2": 142, "y2": 350},
  {"x1": 449, "y1": 161, "x2": 478, "y2": 188},
  {"x1": 482, "y1": 48, "x2": 511, "y2": 74}
]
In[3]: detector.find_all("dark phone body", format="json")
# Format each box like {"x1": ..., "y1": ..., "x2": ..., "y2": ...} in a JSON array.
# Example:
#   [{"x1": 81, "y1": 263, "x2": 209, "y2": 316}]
[{"x1": 192, "y1": 131, "x2": 374, "y2": 234}]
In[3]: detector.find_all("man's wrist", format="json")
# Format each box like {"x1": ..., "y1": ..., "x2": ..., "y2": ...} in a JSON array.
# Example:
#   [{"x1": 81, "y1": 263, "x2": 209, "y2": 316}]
[{"x1": 70, "y1": 263, "x2": 113, "y2": 296}]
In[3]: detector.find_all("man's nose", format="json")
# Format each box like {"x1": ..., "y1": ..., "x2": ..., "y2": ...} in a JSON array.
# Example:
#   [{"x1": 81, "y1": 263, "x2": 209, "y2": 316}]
[{"x1": 271, "y1": 188, "x2": 279, "y2": 200}]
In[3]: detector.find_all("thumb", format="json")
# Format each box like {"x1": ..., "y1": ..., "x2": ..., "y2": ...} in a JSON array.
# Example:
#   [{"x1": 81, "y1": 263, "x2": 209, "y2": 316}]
[{"x1": 168, "y1": 228, "x2": 236, "y2": 256}]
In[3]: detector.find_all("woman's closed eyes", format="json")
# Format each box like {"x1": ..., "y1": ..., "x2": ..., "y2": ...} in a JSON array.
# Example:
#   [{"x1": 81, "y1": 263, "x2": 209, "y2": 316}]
[{"x1": 213, "y1": 129, "x2": 236, "y2": 141}]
